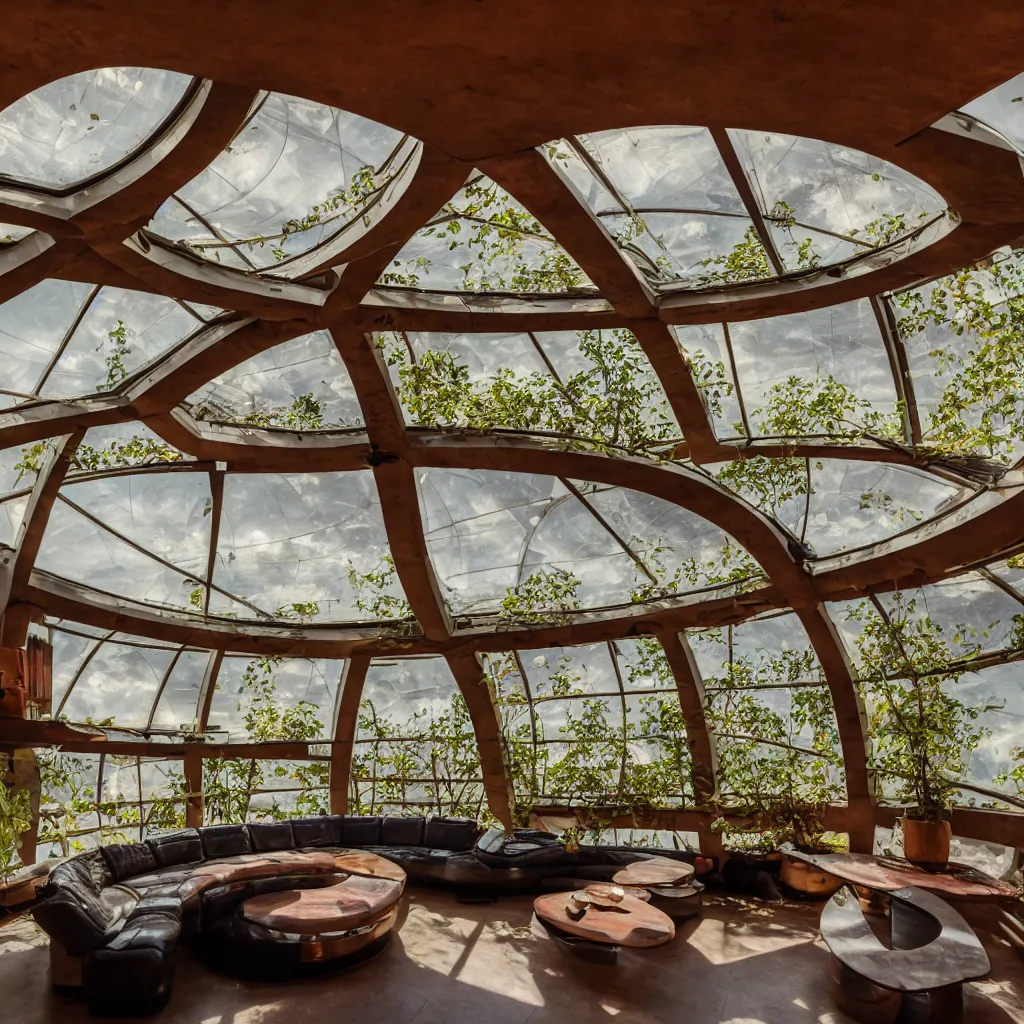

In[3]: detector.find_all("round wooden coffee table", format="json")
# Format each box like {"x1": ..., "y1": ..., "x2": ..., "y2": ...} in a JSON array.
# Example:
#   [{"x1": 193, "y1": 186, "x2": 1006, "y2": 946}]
[
  {"x1": 534, "y1": 886, "x2": 675, "y2": 949},
  {"x1": 612, "y1": 855, "x2": 695, "y2": 888}
]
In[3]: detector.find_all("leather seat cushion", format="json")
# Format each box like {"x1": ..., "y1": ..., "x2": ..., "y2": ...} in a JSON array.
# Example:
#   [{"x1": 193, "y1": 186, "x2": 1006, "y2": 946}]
[
  {"x1": 423, "y1": 816, "x2": 480, "y2": 852},
  {"x1": 342, "y1": 815, "x2": 382, "y2": 846},
  {"x1": 148, "y1": 829, "x2": 204, "y2": 868},
  {"x1": 199, "y1": 824, "x2": 252, "y2": 859},
  {"x1": 291, "y1": 814, "x2": 342, "y2": 847},
  {"x1": 248, "y1": 821, "x2": 295, "y2": 852},
  {"x1": 381, "y1": 816, "x2": 425, "y2": 847},
  {"x1": 100, "y1": 841, "x2": 159, "y2": 883},
  {"x1": 45, "y1": 851, "x2": 110, "y2": 897}
]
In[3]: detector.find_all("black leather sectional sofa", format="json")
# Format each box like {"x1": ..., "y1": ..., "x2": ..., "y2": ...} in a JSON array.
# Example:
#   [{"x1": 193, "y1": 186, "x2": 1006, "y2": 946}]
[{"x1": 31, "y1": 813, "x2": 694, "y2": 1016}]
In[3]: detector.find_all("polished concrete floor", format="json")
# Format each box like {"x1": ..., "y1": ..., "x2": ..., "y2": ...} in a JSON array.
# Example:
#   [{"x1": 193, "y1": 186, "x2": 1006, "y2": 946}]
[{"x1": 2, "y1": 891, "x2": 1022, "y2": 1024}]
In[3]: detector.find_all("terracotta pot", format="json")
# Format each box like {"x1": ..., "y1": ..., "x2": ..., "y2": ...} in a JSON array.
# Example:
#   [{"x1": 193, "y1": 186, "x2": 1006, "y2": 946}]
[
  {"x1": 779, "y1": 853, "x2": 843, "y2": 897},
  {"x1": 902, "y1": 816, "x2": 950, "y2": 870}
]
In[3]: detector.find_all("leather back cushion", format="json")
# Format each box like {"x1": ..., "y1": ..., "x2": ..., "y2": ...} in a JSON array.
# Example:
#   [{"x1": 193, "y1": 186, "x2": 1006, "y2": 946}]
[
  {"x1": 47, "y1": 850, "x2": 111, "y2": 897},
  {"x1": 248, "y1": 821, "x2": 295, "y2": 852},
  {"x1": 32, "y1": 888, "x2": 116, "y2": 955},
  {"x1": 291, "y1": 815, "x2": 342, "y2": 848},
  {"x1": 381, "y1": 815, "x2": 425, "y2": 847},
  {"x1": 198, "y1": 824, "x2": 252, "y2": 859},
  {"x1": 341, "y1": 815, "x2": 382, "y2": 846},
  {"x1": 101, "y1": 842, "x2": 159, "y2": 883},
  {"x1": 147, "y1": 829, "x2": 203, "y2": 868},
  {"x1": 423, "y1": 816, "x2": 480, "y2": 851}
]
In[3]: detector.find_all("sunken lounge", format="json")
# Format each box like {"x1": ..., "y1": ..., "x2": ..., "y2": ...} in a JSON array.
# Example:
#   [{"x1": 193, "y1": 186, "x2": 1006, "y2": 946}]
[{"x1": 0, "y1": 3, "x2": 1023, "y2": 1022}]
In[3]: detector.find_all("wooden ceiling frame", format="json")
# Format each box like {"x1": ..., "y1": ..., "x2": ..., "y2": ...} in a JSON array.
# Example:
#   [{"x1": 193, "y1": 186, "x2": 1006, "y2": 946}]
[{"x1": 0, "y1": 13, "x2": 1020, "y2": 849}]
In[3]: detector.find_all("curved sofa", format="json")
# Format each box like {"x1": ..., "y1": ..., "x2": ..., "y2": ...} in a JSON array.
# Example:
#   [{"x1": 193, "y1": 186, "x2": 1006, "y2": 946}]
[{"x1": 31, "y1": 814, "x2": 696, "y2": 1016}]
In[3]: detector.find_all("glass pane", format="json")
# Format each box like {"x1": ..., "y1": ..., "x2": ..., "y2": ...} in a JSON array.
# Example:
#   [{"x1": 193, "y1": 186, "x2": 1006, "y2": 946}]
[
  {"x1": 381, "y1": 172, "x2": 595, "y2": 294},
  {"x1": 382, "y1": 328, "x2": 677, "y2": 455},
  {"x1": 148, "y1": 92, "x2": 411, "y2": 274},
  {"x1": 352, "y1": 657, "x2": 483, "y2": 817},
  {"x1": 418, "y1": 469, "x2": 762, "y2": 618},
  {"x1": 186, "y1": 329, "x2": 362, "y2": 430},
  {"x1": 728, "y1": 299, "x2": 899, "y2": 440},
  {"x1": 149, "y1": 650, "x2": 211, "y2": 733},
  {"x1": 729, "y1": 128, "x2": 948, "y2": 270},
  {"x1": 206, "y1": 655, "x2": 341, "y2": 743},
  {"x1": 0, "y1": 68, "x2": 192, "y2": 190},
  {"x1": 961, "y1": 72, "x2": 1024, "y2": 152},
  {"x1": 212, "y1": 471, "x2": 406, "y2": 622},
  {"x1": 37, "y1": 471, "x2": 213, "y2": 610},
  {"x1": 73, "y1": 422, "x2": 190, "y2": 473}
]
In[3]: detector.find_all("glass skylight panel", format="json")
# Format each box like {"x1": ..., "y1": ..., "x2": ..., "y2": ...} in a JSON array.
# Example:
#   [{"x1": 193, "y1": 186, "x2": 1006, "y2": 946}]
[
  {"x1": 381, "y1": 172, "x2": 595, "y2": 294},
  {"x1": 386, "y1": 328, "x2": 677, "y2": 452},
  {"x1": 417, "y1": 469, "x2": 762, "y2": 617},
  {"x1": 73, "y1": 422, "x2": 190, "y2": 473},
  {"x1": 727, "y1": 299, "x2": 900, "y2": 440},
  {"x1": 728, "y1": 129, "x2": 949, "y2": 271},
  {"x1": 0, "y1": 442, "x2": 35, "y2": 545},
  {"x1": 960, "y1": 72, "x2": 1024, "y2": 153},
  {"x1": 890, "y1": 253, "x2": 1024, "y2": 464},
  {"x1": 0, "y1": 279, "x2": 205, "y2": 408},
  {"x1": 206, "y1": 655, "x2": 342, "y2": 741},
  {"x1": 148, "y1": 650, "x2": 211, "y2": 733},
  {"x1": 211, "y1": 471, "x2": 405, "y2": 623},
  {"x1": 37, "y1": 471, "x2": 213, "y2": 610},
  {"x1": 147, "y1": 92, "x2": 413, "y2": 275},
  {"x1": 353, "y1": 657, "x2": 483, "y2": 816},
  {"x1": 672, "y1": 324, "x2": 745, "y2": 440},
  {"x1": 0, "y1": 67, "x2": 192, "y2": 190},
  {"x1": 57, "y1": 637, "x2": 178, "y2": 728},
  {"x1": 185, "y1": 330, "x2": 363, "y2": 430}
]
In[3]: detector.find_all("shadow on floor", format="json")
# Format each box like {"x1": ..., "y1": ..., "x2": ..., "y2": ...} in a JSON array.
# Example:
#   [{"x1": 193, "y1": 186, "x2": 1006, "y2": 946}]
[{"x1": 3, "y1": 890, "x2": 1022, "y2": 1024}]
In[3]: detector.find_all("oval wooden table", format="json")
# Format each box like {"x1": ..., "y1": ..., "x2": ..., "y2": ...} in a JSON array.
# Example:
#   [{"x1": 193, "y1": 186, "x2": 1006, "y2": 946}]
[
  {"x1": 534, "y1": 887, "x2": 675, "y2": 949},
  {"x1": 612, "y1": 856, "x2": 695, "y2": 889}
]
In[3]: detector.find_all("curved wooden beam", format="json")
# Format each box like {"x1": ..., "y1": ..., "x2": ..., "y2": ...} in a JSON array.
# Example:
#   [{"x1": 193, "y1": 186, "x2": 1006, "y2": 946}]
[
  {"x1": 657, "y1": 630, "x2": 717, "y2": 805},
  {"x1": 0, "y1": 431, "x2": 84, "y2": 647},
  {"x1": 329, "y1": 655, "x2": 369, "y2": 814},
  {"x1": 479, "y1": 149, "x2": 656, "y2": 318},
  {"x1": 445, "y1": 650, "x2": 515, "y2": 828}
]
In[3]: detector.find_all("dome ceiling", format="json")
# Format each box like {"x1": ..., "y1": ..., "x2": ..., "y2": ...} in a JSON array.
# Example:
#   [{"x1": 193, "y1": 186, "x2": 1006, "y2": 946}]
[{"x1": 0, "y1": 23, "x2": 1021, "y2": 854}]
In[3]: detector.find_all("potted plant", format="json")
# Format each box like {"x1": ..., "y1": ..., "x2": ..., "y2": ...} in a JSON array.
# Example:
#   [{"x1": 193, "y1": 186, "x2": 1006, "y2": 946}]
[{"x1": 850, "y1": 595, "x2": 994, "y2": 872}]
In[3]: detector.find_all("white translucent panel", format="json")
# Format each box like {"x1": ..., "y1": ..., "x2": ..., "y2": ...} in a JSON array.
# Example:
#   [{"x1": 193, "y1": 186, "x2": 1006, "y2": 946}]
[
  {"x1": 186, "y1": 330, "x2": 362, "y2": 428},
  {"x1": 59, "y1": 640, "x2": 176, "y2": 726},
  {"x1": 207, "y1": 655, "x2": 340, "y2": 741},
  {"x1": 40, "y1": 287, "x2": 200, "y2": 399},
  {"x1": 0, "y1": 68, "x2": 191, "y2": 190},
  {"x1": 594, "y1": 828, "x2": 700, "y2": 851},
  {"x1": 729, "y1": 300, "x2": 898, "y2": 436},
  {"x1": 521, "y1": 643, "x2": 619, "y2": 699},
  {"x1": 0, "y1": 280, "x2": 95, "y2": 406},
  {"x1": 99, "y1": 757, "x2": 184, "y2": 804},
  {"x1": 74, "y1": 422, "x2": 190, "y2": 473},
  {"x1": 729, "y1": 129, "x2": 947, "y2": 269},
  {"x1": 402, "y1": 331, "x2": 549, "y2": 387},
  {"x1": 961, "y1": 72, "x2": 1024, "y2": 152},
  {"x1": 358, "y1": 656, "x2": 459, "y2": 737},
  {"x1": 688, "y1": 612, "x2": 822, "y2": 686},
  {"x1": 382, "y1": 173, "x2": 595, "y2": 294},
  {"x1": 212, "y1": 471, "x2": 401, "y2": 622},
  {"x1": 801, "y1": 460, "x2": 967, "y2": 556},
  {"x1": 148, "y1": 92, "x2": 407, "y2": 272},
  {"x1": 149, "y1": 650, "x2": 211, "y2": 732},
  {"x1": 671, "y1": 323, "x2": 744, "y2": 439},
  {"x1": 948, "y1": 662, "x2": 1024, "y2": 803},
  {"x1": 37, "y1": 474, "x2": 212, "y2": 610}
]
